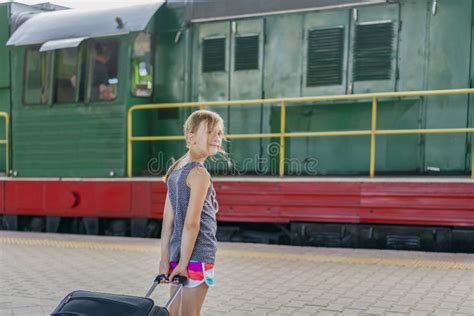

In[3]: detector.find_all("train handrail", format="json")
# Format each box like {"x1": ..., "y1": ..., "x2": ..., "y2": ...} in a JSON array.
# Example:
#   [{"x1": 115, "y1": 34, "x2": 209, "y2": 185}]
[
  {"x1": 127, "y1": 88, "x2": 474, "y2": 178},
  {"x1": 0, "y1": 112, "x2": 9, "y2": 176}
]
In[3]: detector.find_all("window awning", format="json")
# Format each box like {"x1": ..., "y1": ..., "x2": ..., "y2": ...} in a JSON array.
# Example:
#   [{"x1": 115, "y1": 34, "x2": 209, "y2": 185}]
[
  {"x1": 39, "y1": 37, "x2": 87, "y2": 52},
  {"x1": 7, "y1": 2, "x2": 165, "y2": 47}
]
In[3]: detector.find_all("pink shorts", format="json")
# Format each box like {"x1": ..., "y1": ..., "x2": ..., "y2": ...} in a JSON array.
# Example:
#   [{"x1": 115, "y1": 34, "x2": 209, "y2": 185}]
[{"x1": 169, "y1": 260, "x2": 215, "y2": 288}]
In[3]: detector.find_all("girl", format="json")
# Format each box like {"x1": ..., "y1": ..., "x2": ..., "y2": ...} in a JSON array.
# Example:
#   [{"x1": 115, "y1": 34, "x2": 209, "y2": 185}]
[{"x1": 159, "y1": 110, "x2": 225, "y2": 316}]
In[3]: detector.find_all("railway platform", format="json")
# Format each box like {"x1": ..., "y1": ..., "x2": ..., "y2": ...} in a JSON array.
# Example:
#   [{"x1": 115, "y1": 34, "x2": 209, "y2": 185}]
[{"x1": 0, "y1": 231, "x2": 473, "y2": 316}]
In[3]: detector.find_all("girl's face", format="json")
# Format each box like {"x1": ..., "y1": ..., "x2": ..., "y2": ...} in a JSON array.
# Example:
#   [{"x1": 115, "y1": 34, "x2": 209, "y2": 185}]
[{"x1": 188, "y1": 121, "x2": 223, "y2": 157}]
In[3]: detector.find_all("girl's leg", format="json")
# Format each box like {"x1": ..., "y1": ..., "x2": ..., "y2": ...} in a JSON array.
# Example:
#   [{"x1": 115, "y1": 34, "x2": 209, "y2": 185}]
[
  {"x1": 181, "y1": 283, "x2": 209, "y2": 316},
  {"x1": 168, "y1": 285, "x2": 182, "y2": 316}
]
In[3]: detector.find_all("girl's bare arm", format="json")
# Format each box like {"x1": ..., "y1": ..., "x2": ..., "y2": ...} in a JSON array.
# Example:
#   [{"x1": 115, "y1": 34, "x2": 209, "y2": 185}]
[{"x1": 160, "y1": 193, "x2": 174, "y2": 263}]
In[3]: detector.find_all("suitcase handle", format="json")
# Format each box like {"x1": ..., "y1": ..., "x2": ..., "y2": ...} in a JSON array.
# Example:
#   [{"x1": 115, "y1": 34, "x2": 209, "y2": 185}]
[
  {"x1": 145, "y1": 274, "x2": 166, "y2": 298},
  {"x1": 164, "y1": 276, "x2": 187, "y2": 310},
  {"x1": 145, "y1": 274, "x2": 187, "y2": 298},
  {"x1": 154, "y1": 274, "x2": 169, "y2": 283},
  {"x1": 153, "y1": 274, "x2": 186, "y2": 285},
  {"x1": 145, "y1": 274, "x2": 187, "y2": 312},
  {"x1": 170, "y1": 275, "x2": 187, "y2": 285}
]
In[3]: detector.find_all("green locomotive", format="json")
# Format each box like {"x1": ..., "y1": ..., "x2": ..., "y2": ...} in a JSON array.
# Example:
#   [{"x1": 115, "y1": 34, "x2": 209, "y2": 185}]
[
  {"x1": 0, "y1": 1, "x2": 473, "y2": 252},
  {"x1": 0, "y1": 0, "x2": 471, "y2": 178}
]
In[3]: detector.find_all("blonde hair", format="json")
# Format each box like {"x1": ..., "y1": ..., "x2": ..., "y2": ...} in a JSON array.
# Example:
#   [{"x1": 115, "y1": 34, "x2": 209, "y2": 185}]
[{"x1": 164, "y1": 110, "x2": 227, "y2": 182}]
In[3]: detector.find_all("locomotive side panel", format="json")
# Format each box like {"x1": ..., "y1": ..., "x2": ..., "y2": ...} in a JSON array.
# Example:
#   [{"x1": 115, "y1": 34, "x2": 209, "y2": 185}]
[
  {"x1": 150, "y1": 8, "x2": 190, "y2": 176},
  {"x1": 0, "y1": 4, "x2": 10, "y2": 175},
  {"x1": 10, "y1": 39, "x2": 130, "y2": 178},
  {"x1": 423, "y1": 0, "x2": 472, "y2": 173},
  {"x1": 181, "y1": 0, "x2": 473, "y2": 176},
  {"x1": 263, "y1": 14, "x2": 304, "y2": 175}
]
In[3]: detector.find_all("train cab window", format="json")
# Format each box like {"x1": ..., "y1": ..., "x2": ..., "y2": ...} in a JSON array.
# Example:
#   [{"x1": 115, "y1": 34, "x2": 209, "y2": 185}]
[
  {"x1": 132, "y1": 32, "x2": 153, "y2": 97},
  {"x1": 24, "y1": 47, "x2": 51, "y2": 105},
  {"x1": 89, "y1": 40, "x2": 120, "y2": 102},
  {"x1": 54, "y1": 48, "x2": 79, "y2": 103}
]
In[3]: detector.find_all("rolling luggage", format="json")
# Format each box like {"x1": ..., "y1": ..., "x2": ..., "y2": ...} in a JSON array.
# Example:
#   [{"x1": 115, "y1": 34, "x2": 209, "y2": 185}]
[{"x1": 50, "y1": 275, "x2": 186, "y2": 316}]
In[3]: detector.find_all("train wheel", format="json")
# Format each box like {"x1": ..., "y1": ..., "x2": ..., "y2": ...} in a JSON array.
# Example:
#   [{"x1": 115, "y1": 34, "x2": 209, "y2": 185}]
[
  {"x1": 23, "y1": 216, "x2": 45, "y2": 232},
  {"x1": 1, "y1": 215, "x2": 18, "y2": 231},
  {"x1": 104, "y1": 219, "x2": 128, "y2": 236},
  {"x1": 145, "y1": 220, "x2": 161, "y2": 238},
  {"x1": 80, "y1": 217, "x2": 99, "y2": 235},
  {"x1": 131, "y1": 218, "x2": 147, "y2": 237},
  {"x1": 46, "y1": 216, "x2": 61, "y2": 233}
]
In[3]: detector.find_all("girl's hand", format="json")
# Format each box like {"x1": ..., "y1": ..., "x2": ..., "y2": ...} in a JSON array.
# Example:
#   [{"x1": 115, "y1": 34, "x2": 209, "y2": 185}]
[
  {"x1": 168, "y1": 262, "x2": 188, "y2": 284},
  {"x1": 159, "y1": 259, "x2": 170, "y2": 283}
]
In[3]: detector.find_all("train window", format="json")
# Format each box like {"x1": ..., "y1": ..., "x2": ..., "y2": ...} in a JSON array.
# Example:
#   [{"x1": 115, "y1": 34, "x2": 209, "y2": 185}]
[
  {"x1": 23, "y1": 47, "x2": 51, "y2": 105},
  {"x1": 89, "y1": 40, "x2": 120, "y2": 102},
  {"x1": 202, "y1": 37, "x2": 226, "y2": 72},
  {"x1": 306, "y1": 27, "x2": 344, "y2": 87},
  {"x1": 132, "y1": 32, "x2": 153, "y2": 97},
  {"x1": 235, "y1": 34, "x2": 259, "y2": 71},
  {"x1": 54, "y1": 48, "x2": 79, "y2": 104},
  {"x1": 353, "y1": 22, "x2": 394, "y2": 81}
]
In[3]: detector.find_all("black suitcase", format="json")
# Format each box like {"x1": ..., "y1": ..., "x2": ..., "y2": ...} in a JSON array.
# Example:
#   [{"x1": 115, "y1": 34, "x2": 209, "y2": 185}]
[{"x1": 50, "y1": 275, "x2": 186, "y2": 316}]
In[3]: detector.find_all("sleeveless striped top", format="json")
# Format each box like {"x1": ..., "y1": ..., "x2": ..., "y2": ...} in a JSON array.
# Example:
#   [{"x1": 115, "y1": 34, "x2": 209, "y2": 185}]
[{"x1": 167, "y1": 161, "x2": 218, "y2": 264}]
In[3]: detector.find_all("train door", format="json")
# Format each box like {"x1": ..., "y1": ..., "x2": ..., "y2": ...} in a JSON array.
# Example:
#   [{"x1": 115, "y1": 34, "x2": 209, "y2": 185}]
[
  {"x1": 288, "y1": 10, "x2": 355, "y2": 176},
  {"x1": 193, "y1": 22, "x2": 231, "y2": 173},
  {"x1": 194, "y1": 19, "x2": 265, "y2": 174},
  {"x1": 228, "y1": 19, "x2": 265, "y2": 174}
]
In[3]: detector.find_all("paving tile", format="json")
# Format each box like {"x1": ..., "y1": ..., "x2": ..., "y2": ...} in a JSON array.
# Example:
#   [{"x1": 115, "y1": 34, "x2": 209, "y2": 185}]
[
  {"x1": 456, "y1": 306, "x2": 474, "y2": 314},
  {"x1": 370, "y1": 300, "x2": 393, "y2": 309},
  {"x1": 408, "y1": 311, "x2": 431, "y2": 316},
  {"x1": 340, "y1": 309, "x2": 366, "y2": 315},
  {"x1": 363, "y1": 307, "x2": 387, "y2": 315},
  {"x1": 317, "y1": 311, "x2": 341, "y2": 316},
  {"x1": 0, "y1": 308, "x2": 13, "y2": 316},
  {"x1": 431, "y1": 309, "x2": 458, "y2": 315},
  {"x1": 10, "y1": 305, "x2": 44, "y2": 315},
  {"x1": 388, "y1": 305, "x2": 412, "y2": 313}
]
